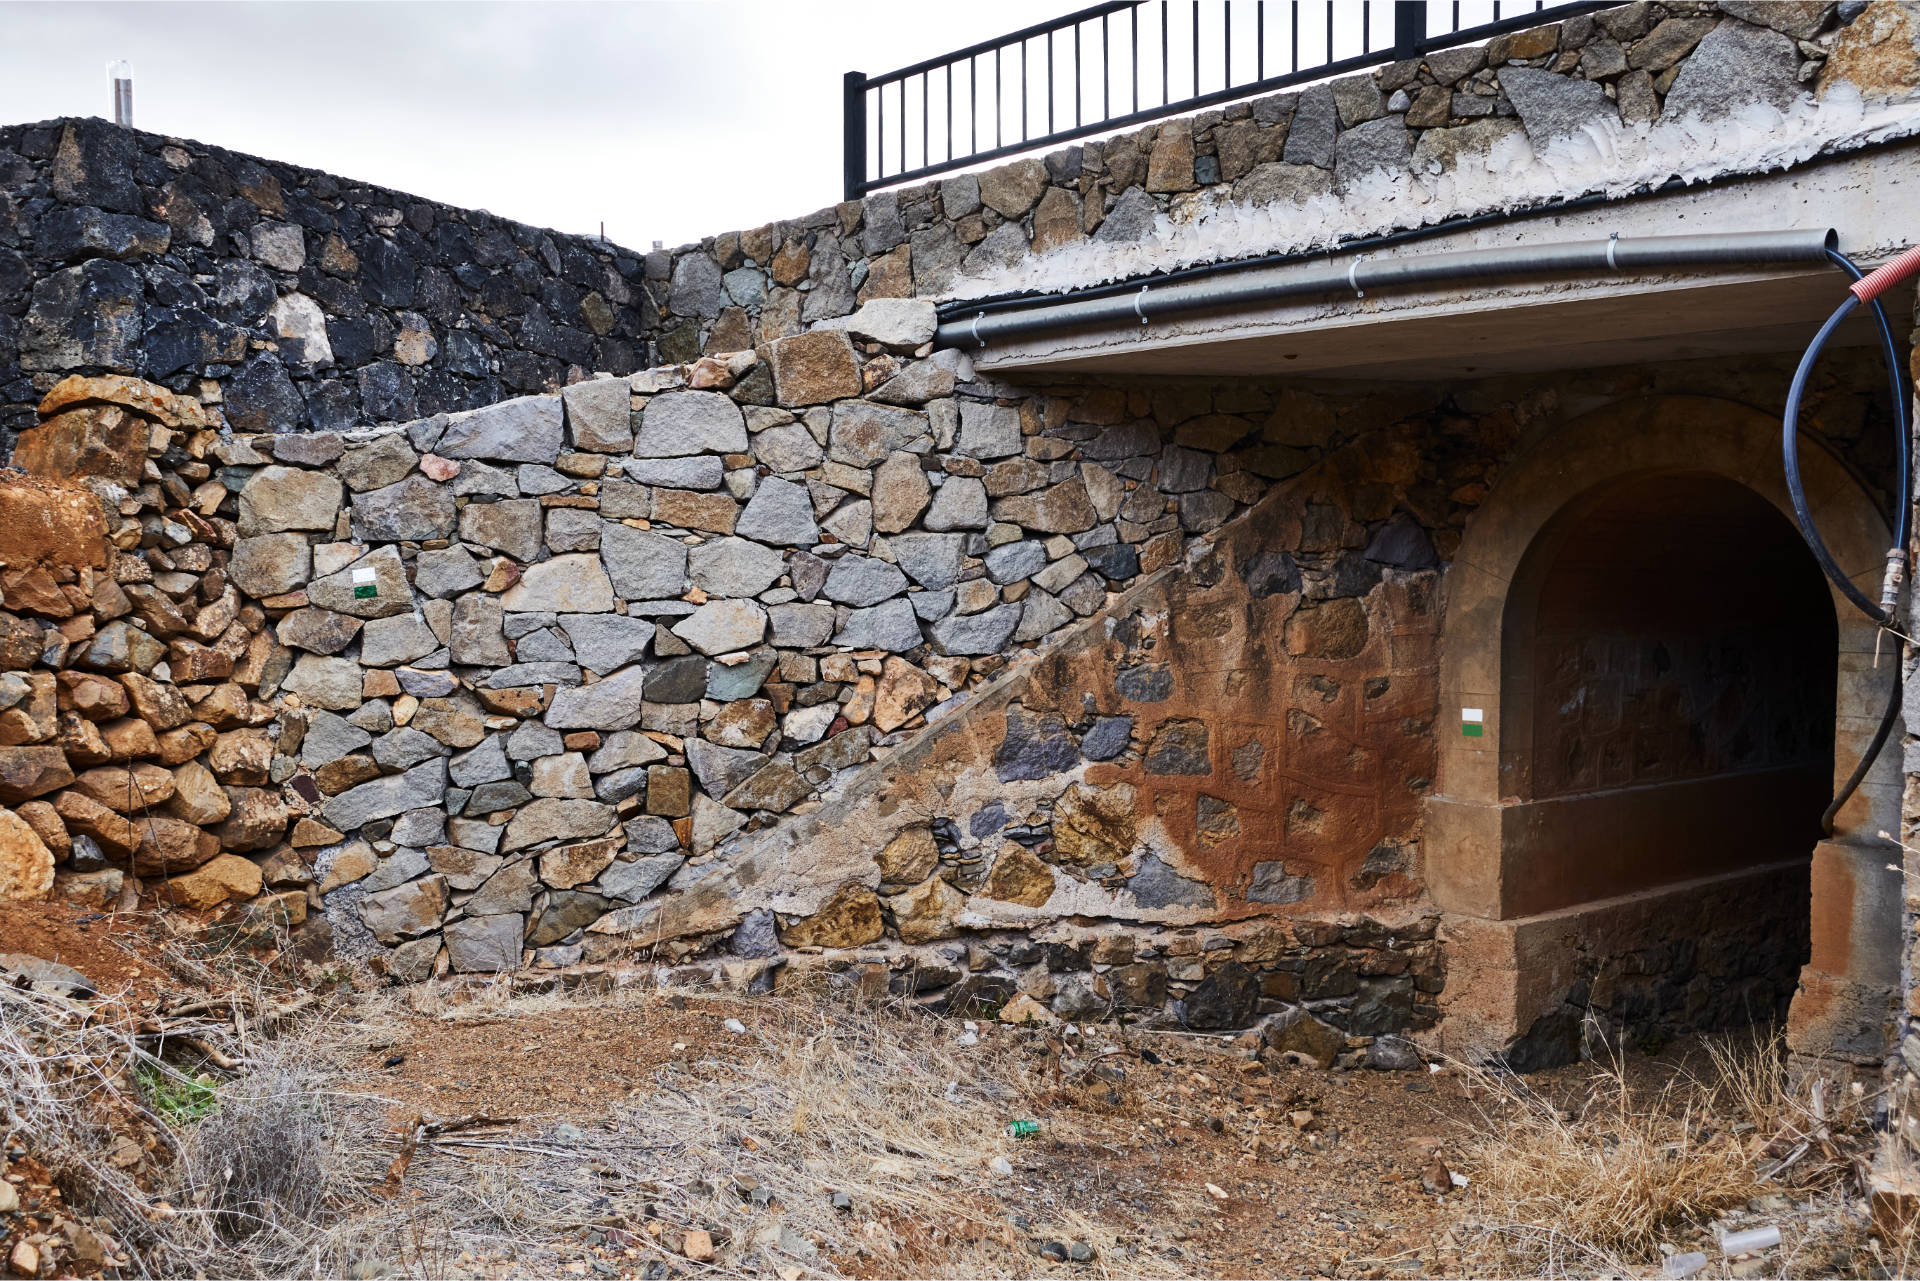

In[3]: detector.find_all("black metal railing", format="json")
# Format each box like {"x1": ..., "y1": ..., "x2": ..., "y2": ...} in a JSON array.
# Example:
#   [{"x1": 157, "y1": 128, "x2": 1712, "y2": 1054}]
[{"x1": 843, "y1": 0, "x2": 1606, "y2": 200}]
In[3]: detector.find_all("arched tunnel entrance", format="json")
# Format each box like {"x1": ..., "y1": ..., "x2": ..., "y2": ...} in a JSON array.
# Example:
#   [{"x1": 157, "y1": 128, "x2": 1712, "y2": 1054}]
[
  {"x1": 1495, "y1": 472, "x2": 1831, "y2": 1032},
  {"x1": 1428, "y1": 396, "x2": 1901, "y2": 1068}
]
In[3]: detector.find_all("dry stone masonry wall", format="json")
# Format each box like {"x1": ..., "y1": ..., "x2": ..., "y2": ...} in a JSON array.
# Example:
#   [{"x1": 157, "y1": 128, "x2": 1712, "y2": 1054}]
[
  {"x1": 0, "y1": 117, "x2": 646, "y2": 453},
  {"x1": 4, "y1": 0, "x2": 1919, "y2": 1052}
]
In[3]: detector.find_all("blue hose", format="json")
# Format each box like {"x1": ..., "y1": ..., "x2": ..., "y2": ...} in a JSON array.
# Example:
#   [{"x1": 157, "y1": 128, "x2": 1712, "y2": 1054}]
[{"x1": 1782, "y1": 249, "x2": 1910, "y2": 833}]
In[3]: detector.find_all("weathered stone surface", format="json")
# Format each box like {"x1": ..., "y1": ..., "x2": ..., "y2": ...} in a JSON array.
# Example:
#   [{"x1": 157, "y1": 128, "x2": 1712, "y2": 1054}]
[
  {"x1": 823, "y1": 556, "x2": 908, "y2": 606},
  {"x1": 871, "y1": 451, "x2": 932, "y2": 533},
  {"x1": 321, "y1": 759, "x2": 447, "y2": 829},
  {"x1": 685, "y1": 738, "x2": 764, "y2": 799},
  {"x1": 778, "y1": 883, "x2": 885, "y2": 948},
  {"x1": 445, "y1": 913, "x2": 523, "y2": 972},
  {"x1": 278, "y1": 608, "x2": 362, "y2": 655},
  {"x1": 600, "y1": 852, "x2": 685, "y2": 903},
  {"x1": 229, "y1": 533, "x2": 312, "y2": 597},
  {"x1": 891, "y1": 533, "x2": 965, "y2": 590},
  {"x1": 238, "y1": 466, "x2": 342, "y2": 536},
  {"x1": 562, "y1": 377, "x2": 635, "y2": 452},
  {"x1": 996, "y1": 478, "x2": 1096, "y2": 533},
  {"x1": 502, "y1": 798, "x2": 616, "y2": 851},
  {"x1": 0, "y1": 809, "x2": 53, "y2": 902},
  {"x1": 1333, "y1": 117, "x2": 1413, "y2": 192},
  {"x1": 361, "y1": 874, "x2": 448, "y2": 944},
  {"x1": 672, "y1": 599, "x2": 767, "y2": 655},
  {"x1": 750, "y1": 422, "x2": 824, "y2": 474},
  {"x1": 165, "y1": 853, "x2": 263, "y2": 911},
  {"x1": 689, "y1": 538, "x2": 784, "y2": 597},
  {"x1": 844, "y1": 298, "x2": 938, "y2": 349},
  {"x1": 71, "y1": 761, "x2": 174, "y2": 812},
  {"x1": 438, "y1": 396, "x2": 564, "y2": 463},
  {"x1": 449, "y1": 596, "x2": 511, "y2": 666},
  {"x1": 540, "y1": 836, "x2": 619, "y2": 889},
  {"x1": 1664, "y1": 18, "x2": 1802, "y2": 121},
  {"x1": 833, "y1": 599, "x2": 923, "y2": 652},
  {"x1": 545, "y1": 665, "x2": 648, "y2": 730},
  {"x1": 634, "y1": 391, "x2": 748, "y2": 457},
  {"x1": 624, "y1": 456, "x2": 724, "y2": 489},
  {"x1": 886, "y1": 875, "x2": 966, "y2": 944},
  {"x1": 306, "y1": 547, "x2": 413, "y2": 619},
  {"x1": 769, "y1": 330, "x2": 862, "y2": 406},
  {"x1": 721, "y1": 760, "x2": 808, "y2": 811},
  {"x1": 983, "y1": 842, "x2": 1054, "y2": 906},
  {"x1": 500, "y1": 554, "x2": 615, "y2": 613},
  {"x1": 338, "y1": 434, "x2": 418, "y2": 491},
  {"x1": 930, "y1": 603, "x2": 1022, "y2": 655},
  {"x1": 831, "y1": 402, "x2": 926, "y2": 466},
  {"x1": 734, "y1": 476, "x2": 819, "y2": 546},
  {"x1": 282, "y1": 654, "x2": 363, "y2": 710},
  {"x1": 448, "y1": 736, "x2": 512, "y2": 788},
  {"x1": 350, "y1": 474, "x2": 455, "y2": 542},
  {"x1": 459, "y1": 499, "x2": 543, "y2": 562},
  {"x1": 1264, "y1": 1006, "x2": 1344, "y2": 1068},
  {"x1": 414, "y1": 545, "x2": 486, "y2": 598},
  {"x1": 601, "y1": 524, "x2": 688, "y2": 600},
  {"x1": 360, "y1": 612, "x2": 439, "y2": 667},
  {"x1": 873, "y1": 657, "x2": 939, "y2": 733},
  {"x1": 558, "y1": 614, "x2": 656, "y2": 675},
  {"x1": 135, "y1": 811, "x2": 223, "y2": 873},
  {"x1": 956, "y1": 402, "x2": 1020, "y2": 459},
  {"x1": 1497, "y1": 67, "x2": 1618, "y2": 151},
  {"x1": 1126, "y1": 853, "x2": 1215, "y2": 910}
]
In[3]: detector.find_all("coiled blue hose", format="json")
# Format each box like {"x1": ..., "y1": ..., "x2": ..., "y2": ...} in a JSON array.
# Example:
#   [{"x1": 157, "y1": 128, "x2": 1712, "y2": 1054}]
[{"x1": 1782, "y1": 249, "x2": 1910, "y2": 833}]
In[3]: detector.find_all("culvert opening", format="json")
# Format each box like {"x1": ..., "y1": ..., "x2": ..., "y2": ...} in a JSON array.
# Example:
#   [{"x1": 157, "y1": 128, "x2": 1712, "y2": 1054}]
[{"x1": 1498, "y1": 471, "x2": 1832, "y2": 1043}]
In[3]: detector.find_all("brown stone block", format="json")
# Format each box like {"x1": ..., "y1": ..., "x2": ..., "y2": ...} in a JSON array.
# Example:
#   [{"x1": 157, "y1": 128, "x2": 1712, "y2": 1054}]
[
  {"x1": 37, "y1": 374, "x2": 208, "y2": 430},
  {"x1": 767, "y1": 330, "x2": 862, "y2": 407},
  {"x1": 0, "y1": 743, "x2": 73, "y2": 805},
  {"x1": 13, "y1": 405, "x2": 148, "y2": 487},
  {"x1": 52, "y1": 789, "x2": 138, "y2": 857}
]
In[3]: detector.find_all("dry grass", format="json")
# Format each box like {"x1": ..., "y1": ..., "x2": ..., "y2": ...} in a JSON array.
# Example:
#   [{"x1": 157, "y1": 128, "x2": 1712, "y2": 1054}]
[
  {"x1": 0, "y1": 912, "x2": 391, "y2": 1280},
  {"x1": 1455, "y1": 1026, "x2": 1878, "y2": 1277},
  {"x1": 342, "y1": 979, "x2": 1201, "y2": 1279}
]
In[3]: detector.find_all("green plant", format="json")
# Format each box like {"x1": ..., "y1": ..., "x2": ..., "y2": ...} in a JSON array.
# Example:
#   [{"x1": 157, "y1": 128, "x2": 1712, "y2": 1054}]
[{"x1": 136, "y1": 1063, "x2": 219, "y2": 1125}]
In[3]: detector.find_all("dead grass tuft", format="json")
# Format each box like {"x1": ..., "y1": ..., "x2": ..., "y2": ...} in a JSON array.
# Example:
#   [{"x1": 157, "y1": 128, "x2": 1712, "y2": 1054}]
[{"x1": 1456, "y1": 1027, "x2": 1876, "y2": 1276}]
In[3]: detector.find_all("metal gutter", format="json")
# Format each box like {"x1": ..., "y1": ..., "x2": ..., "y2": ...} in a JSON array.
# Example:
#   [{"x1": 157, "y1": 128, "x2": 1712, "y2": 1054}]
[{"x1": 933, "y1": 228, "x2": 1842, "y2": 351}]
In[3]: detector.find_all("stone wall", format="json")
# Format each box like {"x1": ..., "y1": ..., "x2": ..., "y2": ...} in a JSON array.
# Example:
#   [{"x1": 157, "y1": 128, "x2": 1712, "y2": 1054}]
[
  {"x1": 0, "y1": 334, "x2": 1889, "y2": 1052},
  {"x1": 0, "y1": 117, "x2": 645, "y2": 453},
  {"x1": 645, "y1": 1, "x2": 1887, "y2": 365}
]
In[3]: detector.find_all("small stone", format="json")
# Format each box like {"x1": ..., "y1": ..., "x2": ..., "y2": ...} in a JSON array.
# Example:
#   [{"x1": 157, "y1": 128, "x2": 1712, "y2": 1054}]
[
  {"x1": 633, "y1": 390, "x2": 748, "y2": 457},
  {"x1": 500, "y1": 553, "x2": 615, "y2": 613},
  {"x1": 672, "y1": 599, "x2": 767, "y2": 655}
]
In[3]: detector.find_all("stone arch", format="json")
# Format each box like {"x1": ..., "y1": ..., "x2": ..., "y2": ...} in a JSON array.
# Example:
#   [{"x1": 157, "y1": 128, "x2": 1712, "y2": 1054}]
[{"x1": 1427, "y1": 394, "x2": 1901, "y2": 1063}]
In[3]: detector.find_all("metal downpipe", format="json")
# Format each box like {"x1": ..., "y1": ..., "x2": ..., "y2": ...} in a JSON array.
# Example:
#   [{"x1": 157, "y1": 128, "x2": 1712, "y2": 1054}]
[{"x1": 934, "y1": 228, "x2": 1841, "y2": 350}]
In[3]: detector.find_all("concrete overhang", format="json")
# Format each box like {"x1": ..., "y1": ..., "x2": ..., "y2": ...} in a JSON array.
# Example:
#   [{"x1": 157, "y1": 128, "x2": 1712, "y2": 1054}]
[{"x1": 963, "y1": 141, "x2": 1920, "y2": 382}]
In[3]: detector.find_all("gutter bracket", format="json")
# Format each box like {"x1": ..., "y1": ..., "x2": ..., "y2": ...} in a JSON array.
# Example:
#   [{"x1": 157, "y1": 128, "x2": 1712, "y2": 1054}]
[{"x1": 1135, "y1": 284, "x2": 1150, "y2": 325}]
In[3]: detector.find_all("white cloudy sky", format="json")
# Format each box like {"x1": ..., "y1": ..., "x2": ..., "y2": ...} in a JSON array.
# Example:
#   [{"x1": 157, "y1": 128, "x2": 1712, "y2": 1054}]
[{"x1": 0, "y1": 1, "x2": 1051, "y2": 250}]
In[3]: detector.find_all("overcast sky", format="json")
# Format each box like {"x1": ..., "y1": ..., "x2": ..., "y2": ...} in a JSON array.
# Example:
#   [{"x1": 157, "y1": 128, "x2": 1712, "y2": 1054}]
[{"x1": 0, "y1": 1, "x2": 1049, "y2": 251}]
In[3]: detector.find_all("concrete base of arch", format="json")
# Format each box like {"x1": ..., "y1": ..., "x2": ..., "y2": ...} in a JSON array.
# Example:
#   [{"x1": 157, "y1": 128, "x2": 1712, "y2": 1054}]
[{"x1": 1426, "y1": 394, "x2": 1901, "y2": 1066}]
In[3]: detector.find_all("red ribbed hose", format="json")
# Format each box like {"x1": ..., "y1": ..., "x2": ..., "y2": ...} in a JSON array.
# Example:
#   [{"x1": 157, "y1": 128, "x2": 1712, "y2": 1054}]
[{"x1": 1851, "y1": 243, "x2": 1920, "y2": 303}]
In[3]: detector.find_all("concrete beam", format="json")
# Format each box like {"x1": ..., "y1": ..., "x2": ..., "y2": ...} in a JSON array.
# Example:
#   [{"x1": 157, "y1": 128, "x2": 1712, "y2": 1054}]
[{"x1": 967, "y1": 142, "x2": 1920, "y2": 381}]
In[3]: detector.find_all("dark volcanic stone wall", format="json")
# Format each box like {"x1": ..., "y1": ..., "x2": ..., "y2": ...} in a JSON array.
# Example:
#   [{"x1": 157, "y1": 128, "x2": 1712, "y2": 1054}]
[{"x1": 0, "y1": 117, "x2": 647, "y2": 452}]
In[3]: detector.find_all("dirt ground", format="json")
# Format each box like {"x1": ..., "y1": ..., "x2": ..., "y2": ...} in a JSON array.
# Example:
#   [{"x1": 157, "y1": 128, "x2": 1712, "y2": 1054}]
[
  {"x1": 343, "y1": 988, "x2": 1479, "y2": 1279},
  {"x1": 1, "y1": 899, "x2": 1894, "y2": 1280}
]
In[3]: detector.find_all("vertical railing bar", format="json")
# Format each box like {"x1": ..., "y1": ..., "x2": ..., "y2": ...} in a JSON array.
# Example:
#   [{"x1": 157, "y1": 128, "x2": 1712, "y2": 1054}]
[
  {"x1": 898, "y1": 79, "x2": 905, "y2": 177},
  {"x1": 1225, "y1": 0, "x2": 1233, "y2": 88},
  {"x1": 1363, "y1": 0, "x2": 1371, "y2": 53},
  {"x1": 1022, "y1": 39, "x2": 1029, "y2": 142},
  {"x1": 1048, "y1": 28, "x2": 1055, "y2": 134},
  {"x1": 1103, "y1": 11, "x2": 1111, "y2": 122},
  {"x1": 1121, "y1": 3, "x2": 1136, "y2": 112},
  {"x1": 1257, "y1": 1, "x2": 1264, "y2": 81},
  {"x1": 1452, "y1": 1, "x2": 1460, "y2": 33},
  {"x1": 1325, "y1": 0, "x2": 1333, "y2": 64},
  {"x1": 1161, "y1": 0, "x2": 1169, "y2": 107},
  {"x1": 970, "y1": 54, "x2": 977, "y2": 156},
  {"x1": 996, "y1": 45, "x2": 1003, "y2": 149},
  {"x1": 921, "y1": 73, "x2": 928, "y2": 171},
  {"x1": 1291, "y1": 0, "x2": 1298, "y2": 71},
  {"x1": 1074, "y1": 17, "x2": 1082, "y2": 128},
  {"x1": 946, "y1": 63, "x2": 953, "y2": 164}
]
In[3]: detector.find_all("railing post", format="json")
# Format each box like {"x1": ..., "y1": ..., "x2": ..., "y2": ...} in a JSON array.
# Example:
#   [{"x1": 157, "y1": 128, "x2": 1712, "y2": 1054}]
[
  {"x1": 843, "y1": 71, "x2": 868, "y2": 203},
  {"x1": 1393, "y1": 0, "x2": 1427, "y2": 58}
]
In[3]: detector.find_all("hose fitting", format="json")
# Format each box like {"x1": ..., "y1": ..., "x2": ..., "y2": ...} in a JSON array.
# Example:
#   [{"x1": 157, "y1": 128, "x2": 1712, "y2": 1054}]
[{"x1": 1883, "y1": 548, "x2": 1908, "y2": 623}]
